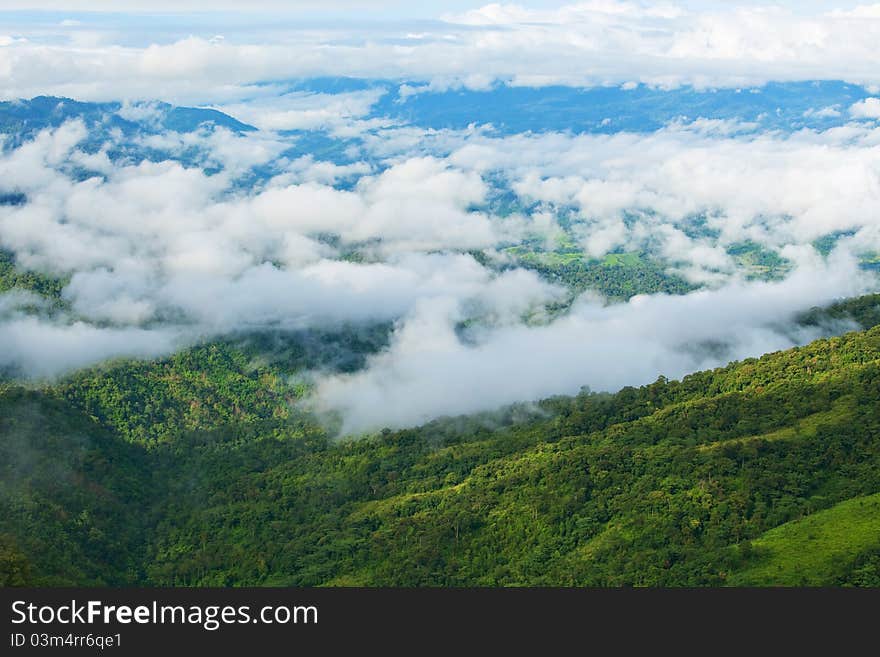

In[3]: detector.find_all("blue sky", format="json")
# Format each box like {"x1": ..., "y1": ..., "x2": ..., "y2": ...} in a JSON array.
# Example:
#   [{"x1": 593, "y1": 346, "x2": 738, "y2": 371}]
[{"x1": 0, "y1": 1, "x2": 870, "y2": 18}]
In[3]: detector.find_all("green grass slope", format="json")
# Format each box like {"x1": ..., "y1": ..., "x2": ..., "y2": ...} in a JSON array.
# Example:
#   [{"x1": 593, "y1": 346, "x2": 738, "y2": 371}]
[{"x1": 729, "y1": 493, "x2": 880, "y2": 586}]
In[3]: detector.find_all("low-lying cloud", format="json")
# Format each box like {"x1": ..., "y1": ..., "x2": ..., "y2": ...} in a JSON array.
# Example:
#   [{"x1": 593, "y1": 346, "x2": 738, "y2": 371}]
[
  {"x1": 1, "y1": 100, "x2": 879, "y2": 431},
  {"x1": 314, "y1": 252, "x2": 872, "y2": 432}
]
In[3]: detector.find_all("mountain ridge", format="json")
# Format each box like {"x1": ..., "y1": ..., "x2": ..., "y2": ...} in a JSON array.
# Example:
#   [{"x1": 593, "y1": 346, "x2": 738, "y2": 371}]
[{"x1": 2, "y1": 294, "x2": 879, "y2": 586}]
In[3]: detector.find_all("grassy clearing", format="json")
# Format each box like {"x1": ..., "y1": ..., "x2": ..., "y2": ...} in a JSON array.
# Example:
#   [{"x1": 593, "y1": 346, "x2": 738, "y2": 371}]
[
  {"x1": 601, "y1": 252, "x2": 642, "y2": 267},
  {"x1": 728, "y1": 492, "x2": 880, "y2": 586},
  {"x1": 698, "y1": 395, "x2": 855, "y2": 453}
]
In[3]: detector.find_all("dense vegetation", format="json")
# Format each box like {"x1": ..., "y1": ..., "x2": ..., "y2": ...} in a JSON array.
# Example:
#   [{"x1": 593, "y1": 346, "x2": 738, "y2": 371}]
[
  {"x1": 1, "y1": 294, "x2": 880, "y2": 586},
  {"x1": 504, "y1": 247, "x2": 697, "y2": 300},
  {"x1": 0, "y1": 249, "x2": 67, "y2": 302}
]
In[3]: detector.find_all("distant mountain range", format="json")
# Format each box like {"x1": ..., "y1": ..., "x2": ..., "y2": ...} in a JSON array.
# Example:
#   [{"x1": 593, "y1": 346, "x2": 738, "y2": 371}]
[
  {"x1": 0, "y1": 95, "x2": 254, "y2": 144},
  {"x1": 3, "y1": 79, "x2": 874, "y2": 150}
]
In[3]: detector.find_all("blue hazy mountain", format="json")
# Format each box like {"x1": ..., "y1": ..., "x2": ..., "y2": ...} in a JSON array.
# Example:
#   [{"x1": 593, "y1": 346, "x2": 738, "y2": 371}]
[
  {"x1": 1, "y1": 80, "x2": 875, "y2": 190},
  {"x1": 375, "y1": 80, "x2": 870, "y2": 134},
  {"x1": 268, "y1": 78, "x2": 870, "y2": 134},
  {"x1": 2, "y1": 80, "x2": 872, "y2": 167},
  {"x1": 0, "y1": 96, "x2": 255, "y2": 148},
  {"x1": 2, "y1": 81, "x2": 873, "y2": 144},
  {"x1": 0, "y1": 96, "x2": 258, "y2": 180}
]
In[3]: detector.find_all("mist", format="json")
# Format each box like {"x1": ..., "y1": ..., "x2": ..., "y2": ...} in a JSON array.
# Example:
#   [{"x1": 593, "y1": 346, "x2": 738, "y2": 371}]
[
  {"x1": 2, "y1": 23, "x2": 880, "y2": 427},
  {"x1": 313, "y1": 253, "x2": 872, "y2": 433}
]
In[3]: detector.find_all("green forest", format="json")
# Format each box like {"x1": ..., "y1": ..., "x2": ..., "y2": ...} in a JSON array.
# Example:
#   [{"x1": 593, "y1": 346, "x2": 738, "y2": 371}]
[{"x1": 2, "y1": 294, "x2": 880, "y2": 587}]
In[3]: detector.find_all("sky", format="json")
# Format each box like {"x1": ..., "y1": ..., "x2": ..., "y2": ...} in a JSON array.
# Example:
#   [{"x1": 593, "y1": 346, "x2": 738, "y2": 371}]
[
  {"x1": 3, "y1": 1, "x2": 880, "y2": 103},
  {"x1": 0, "y1": 1, "x2": 867, "y2": 15},
  {"x1": 2, "y1": 1, "x2": 880, "y2": 432}
]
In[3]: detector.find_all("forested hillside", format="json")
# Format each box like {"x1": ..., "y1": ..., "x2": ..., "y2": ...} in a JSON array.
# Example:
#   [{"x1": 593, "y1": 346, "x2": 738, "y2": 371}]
[{"x1": 2, "y1": 295, "x2": 880, "y2": 586}]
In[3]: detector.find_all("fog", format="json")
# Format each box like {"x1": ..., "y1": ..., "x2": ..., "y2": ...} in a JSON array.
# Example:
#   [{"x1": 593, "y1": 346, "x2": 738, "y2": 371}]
[
  {"x1": 316, "y1": 253, "x2": 870, "y2": 432},
  {"x1": 0, "y1": 69, "x2": 880, "y2": 433}
]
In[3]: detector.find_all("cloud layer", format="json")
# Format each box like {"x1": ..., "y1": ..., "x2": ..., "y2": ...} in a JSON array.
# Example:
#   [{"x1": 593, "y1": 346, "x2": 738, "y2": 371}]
[
  {"x1": 4, "y1": 3, "x2": 880, "y2": 103},
  {"x1": 3, "y1": 5, "x2": 880, "y2": 430},
  {"x1": 1, "y1": 104, "x2": 878, "y2": 433},
  {"x1": 316, "y1": 252, "x2": 869, "y2": 432}
]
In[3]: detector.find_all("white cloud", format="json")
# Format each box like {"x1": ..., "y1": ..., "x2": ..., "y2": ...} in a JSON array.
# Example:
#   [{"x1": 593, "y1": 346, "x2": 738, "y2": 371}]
[
  {"x1": 828, "y1": 4, "x2": 880, "y2": 19},
  {"x1": 804, "y1": 105, "x2": 842, "y2": 119},
  {"x1": 4, "y1": 3, "x2": 880, "y2": 102},
  {"x1": 2, "y1": 104, "x2": 880, "y2": 426},
  {"x1": 116, "y1": 100, "x2": 165, "y2": 125},
  {"x1": 850, "y1": 97, "x2": 880, "y2": 119},
  {"x1": 0, "y1": 122, "x2": 554, "y2": 378},
  {"x1": 444, "y1": 121, "x2": 880, "y2": 268},
  {"x1": 448, "y1": 1, "x2": 685, "y2": 25},
  {"x1": 276, "y1": 157, "x2": 373, "y2": 186},
  {"x1": 216, "y1": 89, "x2": 387, "y2": 132},
  {"x1": 0, "y1": 311, "x2": 181, "y2": 379},
  {"x1": 315, "y1": 252, "x2": 872, "y2": 433}
]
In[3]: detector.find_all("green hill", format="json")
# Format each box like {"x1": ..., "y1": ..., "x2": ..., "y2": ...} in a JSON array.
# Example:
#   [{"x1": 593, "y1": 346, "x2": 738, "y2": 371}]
[
  {"x1": 2, "y1": 295, "x2": 880, "y2": 586},
  {"x1": 728, "y1": 493, "x2": 880, "y2": 586},
  {"x1": 0, "y1": 387, "x2": 151, "y2": 585}
]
